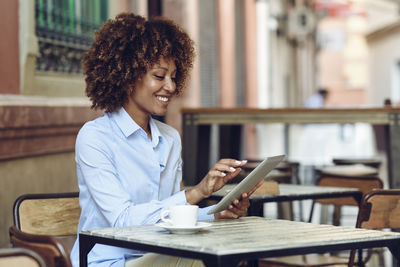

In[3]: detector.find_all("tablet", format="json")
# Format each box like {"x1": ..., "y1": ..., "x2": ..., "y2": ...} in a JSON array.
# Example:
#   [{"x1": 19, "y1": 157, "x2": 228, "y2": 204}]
[{"x1": 207, "y1": 154, "x2": 286, "y2": 215}]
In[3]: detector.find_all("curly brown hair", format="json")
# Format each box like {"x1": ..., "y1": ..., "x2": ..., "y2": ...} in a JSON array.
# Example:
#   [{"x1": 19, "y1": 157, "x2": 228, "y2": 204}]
[{"x1": 82, "y1": 13, "x2": 195, "y2": 113}]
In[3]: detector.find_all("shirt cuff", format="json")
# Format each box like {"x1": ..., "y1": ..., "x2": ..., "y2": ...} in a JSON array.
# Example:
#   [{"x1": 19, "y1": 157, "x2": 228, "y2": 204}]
[
  {"x1": 163, "y1": 190, "x2": 187, "y2": 207},
  {"x1": 198, "y1": 205, "x2": 215, "y2": 221}
]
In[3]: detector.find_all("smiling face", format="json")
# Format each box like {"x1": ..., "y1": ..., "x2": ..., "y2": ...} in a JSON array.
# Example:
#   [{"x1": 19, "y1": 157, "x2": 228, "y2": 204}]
[{"x1": 124, "y1": 57, "x2": 177, "y2": 127}]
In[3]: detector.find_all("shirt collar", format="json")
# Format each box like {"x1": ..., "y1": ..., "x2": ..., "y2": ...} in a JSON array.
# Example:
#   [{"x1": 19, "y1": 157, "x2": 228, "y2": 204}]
[
  {"x1": 113, "y1": 107, "x2": 141, "y2": 137},
  {"x1": 113, "y1": 108, "x2": 163, "y2": 147}
]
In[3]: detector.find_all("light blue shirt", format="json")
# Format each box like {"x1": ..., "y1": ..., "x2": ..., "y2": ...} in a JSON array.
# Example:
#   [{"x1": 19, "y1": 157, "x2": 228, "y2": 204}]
[
  {"x1": 70, "y1": 107, "x2": 214, "y2": 267},
  {"x1": 305, "y1": 94, "x2": 324, "y2": 108}
]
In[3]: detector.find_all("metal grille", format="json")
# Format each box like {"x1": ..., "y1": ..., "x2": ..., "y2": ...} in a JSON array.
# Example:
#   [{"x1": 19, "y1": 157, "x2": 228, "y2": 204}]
[{"x1": 34, "y1": 0, "x2": 108, "y2": 74}]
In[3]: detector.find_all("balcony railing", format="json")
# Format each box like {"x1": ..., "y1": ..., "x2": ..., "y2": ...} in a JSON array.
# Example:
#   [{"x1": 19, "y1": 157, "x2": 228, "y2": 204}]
[{"x1": 35, "y1": 0, "x2": 108, "y2": 74}]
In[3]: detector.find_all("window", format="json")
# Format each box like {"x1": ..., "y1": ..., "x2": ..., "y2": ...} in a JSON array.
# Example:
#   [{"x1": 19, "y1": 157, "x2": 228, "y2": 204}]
[
  {"x1": 392, "y1": 60, "x2": 400, "y2": 103},
  {"x1": 34, "y1": 0, "x2": 108, "y2": 74}
]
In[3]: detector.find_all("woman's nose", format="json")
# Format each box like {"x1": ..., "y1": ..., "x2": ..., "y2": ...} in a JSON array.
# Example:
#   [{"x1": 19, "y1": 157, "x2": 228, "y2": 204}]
[{"x1": 163, "y1": 77, "x2": 176, "y2": 92}]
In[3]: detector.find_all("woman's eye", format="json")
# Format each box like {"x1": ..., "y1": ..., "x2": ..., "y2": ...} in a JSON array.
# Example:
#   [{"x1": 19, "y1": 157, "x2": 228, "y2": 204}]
[{"x1": 154, "y1": 75, "x2": 164, "y2": 80}]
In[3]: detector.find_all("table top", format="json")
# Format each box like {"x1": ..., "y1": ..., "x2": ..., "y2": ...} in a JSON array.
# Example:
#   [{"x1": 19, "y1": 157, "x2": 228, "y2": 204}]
[
  {"x1": 211, "y1": 184, "x2": 361, "y2": 201},
  {"x1": 81, "y1": 217, "x2": 400, "y2": 258},
  {"x1": 181, "y1": 107, "x2": 400, "y2": 125}
]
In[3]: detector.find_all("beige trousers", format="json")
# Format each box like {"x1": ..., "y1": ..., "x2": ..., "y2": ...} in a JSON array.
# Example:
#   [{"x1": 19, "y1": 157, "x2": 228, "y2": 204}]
[{"x1": 125, "y1": 253, "x2": 205, "y2": 267}]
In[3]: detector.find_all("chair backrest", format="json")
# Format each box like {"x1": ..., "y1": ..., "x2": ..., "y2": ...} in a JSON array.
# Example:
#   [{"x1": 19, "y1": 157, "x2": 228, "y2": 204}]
[
  {"x1": 315, "y1": 174, "x2": 383, "y2": 206},
  {"x1": 0, "y1": 247, "x2": 46, "y2": 267},
  {"x1": 10, "y1": 192, "x2": 80, "y2": 267},
  {"x1": 14, "y1": 192, "x2": 80, "y2": 235},
  {"x1": 356, "y1": 189, "x2": 400, "y2": 229},
  {"x1": 347, "y1": 189, "x2": 400, "y2": 266}
]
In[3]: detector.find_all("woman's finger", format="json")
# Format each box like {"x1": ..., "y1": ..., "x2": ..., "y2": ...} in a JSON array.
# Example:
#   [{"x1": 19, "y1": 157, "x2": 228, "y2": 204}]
[
  {"x1": 230, "y1": 197, "x2": 250, "y2": 211},
  {"x1": 208, "y1": 169, "x2": 227, "y2": 178},
  {"x1": 213, "y1": 162, "x2": 245, "y2": 175},
  {"x1": 217, "y1": 158, "x2": 247, "y2": 167},
  {"x1": 247, "y1": 180, "x2": 264, "y2": 196},
  {"x1": 228, "y1": 203, "x2": 247, "y2": 214},
  {"x1": 221, "y1": 209, "x2": 239, "y2": 219}
]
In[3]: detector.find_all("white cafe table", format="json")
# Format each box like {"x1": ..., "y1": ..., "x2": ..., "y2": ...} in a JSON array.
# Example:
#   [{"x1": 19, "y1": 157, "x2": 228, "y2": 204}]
[{"x1": 79, "y1": 216, "x2": 400, "y2": 267}]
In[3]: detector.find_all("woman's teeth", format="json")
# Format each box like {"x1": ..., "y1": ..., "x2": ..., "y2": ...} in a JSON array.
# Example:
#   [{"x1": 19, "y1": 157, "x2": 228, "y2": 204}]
[{"x1": 157, "y1": 96, "x2": 169, "y2": 102}]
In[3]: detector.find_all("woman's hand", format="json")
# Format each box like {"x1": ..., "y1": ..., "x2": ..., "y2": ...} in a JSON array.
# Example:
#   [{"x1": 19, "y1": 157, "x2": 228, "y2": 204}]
[
  {"x1": 214, "y1": 180, "x2": 264, "y2": 219},
  {"x1": 185, "y1": 158, "x2": 247, "y2": 204},
  {"x1": 199, "y1": 158, "x2": 248, "y2": 198}
]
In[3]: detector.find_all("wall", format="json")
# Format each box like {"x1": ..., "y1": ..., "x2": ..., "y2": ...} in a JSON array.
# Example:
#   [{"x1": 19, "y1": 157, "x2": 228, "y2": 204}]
[
  {"x1": 318, "y1": 16, "x2": 368, "y2": 107},
  {"x1": 0, "y1": 0, "x2": 19, "y2": 94},
  {"x1": 367, "y1": 22, "x2": 400, "y2": 106}
]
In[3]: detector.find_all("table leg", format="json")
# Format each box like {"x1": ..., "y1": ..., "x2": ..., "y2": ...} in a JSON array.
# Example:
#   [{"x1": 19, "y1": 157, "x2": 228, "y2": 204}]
[
  {"x1": 219, "y1": 125, "x2": 241, "y2": 160},
  {"x1": 79, "y1": 234, "x2": 96, "y2": 267},
  {"x1": 388, "y1": 116, "x2": 400, "y2": 189},
  {"x1": 248, "y1": 200, "x2": 263, "y2": 217},
  {"x1": 357, "y1": 248, "x2": 364, "y2": 267},
  {"x1": 182, "y1": 114, "x2": 211, "y2": 186},
  {"x1": 388, "y1": 243, "x2": 400, "y2": 267}
]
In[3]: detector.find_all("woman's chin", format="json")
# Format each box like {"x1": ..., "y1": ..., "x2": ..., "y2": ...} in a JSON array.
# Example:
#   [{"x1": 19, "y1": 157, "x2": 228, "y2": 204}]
[{"x1": 152, "y1": 110, "x2": 168, "y2": 116}]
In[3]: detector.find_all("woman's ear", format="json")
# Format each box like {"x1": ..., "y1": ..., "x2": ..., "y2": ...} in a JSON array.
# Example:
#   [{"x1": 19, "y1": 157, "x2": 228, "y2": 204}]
[{"x1": 127, "y1": 84, "x2": 135, "y2": 95}]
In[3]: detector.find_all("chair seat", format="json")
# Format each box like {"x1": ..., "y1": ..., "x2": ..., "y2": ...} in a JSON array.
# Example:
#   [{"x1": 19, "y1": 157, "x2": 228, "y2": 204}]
[
  {"x1": 332, "y1": 158, "x2": 381, "y2": 169},
  {"x1": 259, "y1": 254, "x2": 349, "y2": 267},
  {"x1": 0, "y1": 247, "x2": 46, "y2": 267},
  {"x1": 318, "y1": 164, "x2": 378, "y2": 177}
]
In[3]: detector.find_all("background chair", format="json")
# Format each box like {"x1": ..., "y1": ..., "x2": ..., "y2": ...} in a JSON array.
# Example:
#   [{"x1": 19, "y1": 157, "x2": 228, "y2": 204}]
[
  {"x1": 0, "y1": 247, "x2": 46, "y2": 267},
  {"x1": 9, "y1": 192, "x2": 80, "y2": 267},
  {"x1": 308, "y1": 165, "x2": 383, "y2": 226},
  {"x1": 259, "y1": 189, "x2": 400, "y2": 267}
]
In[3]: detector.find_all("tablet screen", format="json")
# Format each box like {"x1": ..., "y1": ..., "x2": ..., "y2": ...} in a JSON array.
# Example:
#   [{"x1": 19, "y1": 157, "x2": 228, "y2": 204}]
[{"x1": 207, "y1": 155, "x2": 285, "y2": 215}]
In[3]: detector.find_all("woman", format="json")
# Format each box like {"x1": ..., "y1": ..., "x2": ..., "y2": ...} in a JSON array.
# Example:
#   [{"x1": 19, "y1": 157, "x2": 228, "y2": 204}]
[{"x1": 70, "y1": 13, "x2": 262, "y2": 267}]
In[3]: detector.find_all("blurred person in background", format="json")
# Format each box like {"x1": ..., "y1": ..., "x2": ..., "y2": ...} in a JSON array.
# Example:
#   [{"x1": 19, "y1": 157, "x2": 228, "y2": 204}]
[{"x1": 305, "y1": 88, "x2": 329, "y2": 108}]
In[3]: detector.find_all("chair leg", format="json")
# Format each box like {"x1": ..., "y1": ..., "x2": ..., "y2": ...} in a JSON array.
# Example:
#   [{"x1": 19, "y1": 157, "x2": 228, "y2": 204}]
[
  {"x1": 348, "y1": 250, "x2": 356, "y2": 267},
  {"x1": 333, "y1": 205, "x2": 341, "y2": 226},
  {"x1": 297, "y1": 201, "x2": 304, "y2": 222},
  {"x1": 308, "y1": 201, "x2": 315, "y2": 223},
  {"x1": 277, "y1": 202, "x2": 293, "y2": 220}
]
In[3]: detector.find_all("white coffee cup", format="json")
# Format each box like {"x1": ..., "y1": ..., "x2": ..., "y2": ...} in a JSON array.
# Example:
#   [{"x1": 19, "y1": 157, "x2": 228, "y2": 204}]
[{"x1": 160, "y1": 205, "x2": 199, "y2": 227}]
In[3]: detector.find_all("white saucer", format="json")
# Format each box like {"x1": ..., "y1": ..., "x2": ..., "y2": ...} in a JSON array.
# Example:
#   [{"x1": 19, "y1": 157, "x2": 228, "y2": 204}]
[{"x1": 156, "y1": 222, "x2": 212, "y2": 234}]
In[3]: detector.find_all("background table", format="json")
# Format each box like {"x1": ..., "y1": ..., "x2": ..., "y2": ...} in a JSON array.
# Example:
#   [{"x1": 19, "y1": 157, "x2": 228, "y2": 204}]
[
  {"x1": 79, "y1": 216, "x2": 400, "y2": 267},
  {"x1": 181, "y1": 107, "x2": 400, "y2": 189},
  {"x1": 209, "y1": 183, "x2": 362, "y2": 217}
]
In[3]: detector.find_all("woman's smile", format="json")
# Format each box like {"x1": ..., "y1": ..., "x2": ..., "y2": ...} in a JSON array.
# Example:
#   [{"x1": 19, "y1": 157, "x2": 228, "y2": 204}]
[{"x1": 156, "y1": 95, "x2": 171, "y2": 105}]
